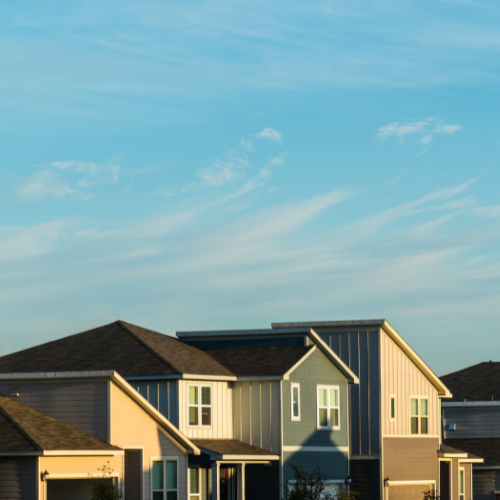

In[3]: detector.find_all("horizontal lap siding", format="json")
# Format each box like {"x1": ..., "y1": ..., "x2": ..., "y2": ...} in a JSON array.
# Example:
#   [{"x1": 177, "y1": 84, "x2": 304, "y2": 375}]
[
  {"x1": 0, "y1": 457, "x2": 37, "y2": 500},
  {"x1": 390, "y1": 484, "x2": 434, "y2": 500},
  {"x1": 283, "y1": 348, "x2": 349, "y2": 449},
  {"x1": 283, "y1": 451, "x2": 348, "y2": 482},
  {"x1": 39, "y1": 455, "x2": 123, "y2": 475},
  {"x1": 0, "y1": 380, "x2": 108, "y2": 442},
  {"x1": 380, "y1": 332, "x2": 439, "y2": 437},
  {"x1": 443, "y1": 408, "x2": 500, "y2": 439},
  {"x1": 178, "y1": 381, "x2": 232, "y2": 439},
  {"x1": 383, "y1": 437, "x2": 439, "y2": 483},
  {"x1": 111, "y1": 382, "x2": 187, "y2": 500},
  {"x1": 232, "y1": 380, "x2": 281, "y2": 454},
  {"x1": 473, "y1": 470, "x2": 496, "y2": 500}
]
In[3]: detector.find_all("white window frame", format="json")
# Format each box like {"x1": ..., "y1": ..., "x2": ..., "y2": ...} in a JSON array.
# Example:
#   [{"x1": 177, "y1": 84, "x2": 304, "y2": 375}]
[
  {"x1": 150, "y1": 456, "x2": 179, "y2": 500},
  {"x1": 291, "y1": 383, "x2": 301, "y2": 421},
  {"x1": 187, "y1": 384, "x2": 212, "y2": 428},
  {"x1": 409, "y1": 396, "x2": 429, "y2": 435},
  {"x1": 390, "y1": 394, "x2": 396, "y2": 421},
  {"x1": 317, "y1": 385, "x2": 340, "y2": 431},
  {"x1": 189, "y1": 467, "x2": 201, "y2": 500},
  {"x1": 459, "y1": 467, "x2": 465, "y2": 500}
]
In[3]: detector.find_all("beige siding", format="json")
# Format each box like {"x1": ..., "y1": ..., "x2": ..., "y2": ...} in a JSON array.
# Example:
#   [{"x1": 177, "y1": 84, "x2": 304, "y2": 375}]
[
  {"x1": 0, "y1": 380, "x2": 108, "y2": 442},
  {"x1": 110, "y1": 382, "x2": 187, "y2": 500},
  {"x1": 178, "y1": 380, "x2": 233, "y2": 439},
  {"x1": 383, "y1": 437, "x2": 439, "y2": 482},
  {"x1": 389, "y1": 484, "x2": 435, "y2": 500},
  {"x1": 380, "y1": 332, "x2": 440, "y2": 437},
  {"x1": 232, "y1": 380, "x2": 281, "y2": 454},
  {"x1": 39, "y1": 456, "x2": 123, "y2": 476}
]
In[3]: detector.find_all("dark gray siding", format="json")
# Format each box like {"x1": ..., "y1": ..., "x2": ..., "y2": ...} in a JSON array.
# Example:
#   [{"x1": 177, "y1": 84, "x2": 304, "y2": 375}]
[
  {"x1": 130, "y1": 380, "x2": 179, "y2": 427},
  {"x1": 0, "y1": 380, "x2": 108, "y2": 442},
  {"x1": 246, "y1": 462, "x2": 279, "y2": 500},
  {"x1": 283, "y1": 348, "x2": 349, "y2": 448},
  {"x1": 316, "y1": 328, "x2": 380, "y2": 457},
  {"x1": 350, "y1": 459, "x2": 380, "y2": 500},
  {"x1": 473, "y1": 470, "x2": 497, "y2": 500},
  {"x1": 0, "y1": 457, "x2": 37, "y2": 500},
  {"x1": 443, "y1": 407, "x2": 500, "y2": 439},
  {"x1": 283, "y1": 450, "x2": 349, "y2": 482}
]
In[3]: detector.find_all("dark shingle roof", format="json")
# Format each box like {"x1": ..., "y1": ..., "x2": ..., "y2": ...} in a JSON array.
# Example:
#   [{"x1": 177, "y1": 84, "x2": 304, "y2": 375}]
[
  {"x1": 205, "y1": 346, "x2": 313, "y2": 377},
  {"x1": 442, "y1": 439, "x2": 492, "y2": 464},
  {"x1": 0, "y1": 396, "x2": 120, "y2": 452},
  {"x1": 191, "y1": 439, "x2": 278, "y2": 457},
  {"x1": 440, "y1": 362, "x2": 500, "y2": 402},
  {"x1": 0, "y1": 321, "x2": 233, "y2": 377}
]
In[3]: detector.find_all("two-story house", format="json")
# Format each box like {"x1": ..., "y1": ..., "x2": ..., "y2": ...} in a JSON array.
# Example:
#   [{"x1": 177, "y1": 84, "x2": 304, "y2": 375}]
[
  {"x1": 441, "y1": 362, "x2": 500, "y2": 500},
  {"x1": 178, "y1": 319, "x2": 482, "y2": 500},
  {"x1": 0, "y1": 320, "x2": 358, "y2": 500}
]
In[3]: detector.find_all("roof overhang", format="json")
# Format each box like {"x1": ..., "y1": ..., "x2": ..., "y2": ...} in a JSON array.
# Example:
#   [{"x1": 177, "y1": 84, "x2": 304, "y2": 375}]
[
  {"x1": 0, "y1": 370, "x2": 200, "y2": 455},
  {"x1": 197, "y1": 447, "x2": 279, "y2": 461}
]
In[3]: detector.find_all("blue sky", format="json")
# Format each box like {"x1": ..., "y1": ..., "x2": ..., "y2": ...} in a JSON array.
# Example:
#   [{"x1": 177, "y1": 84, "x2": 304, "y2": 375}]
[{"x1": 1, "y1": 0, "x2": 499, "y2": 375}]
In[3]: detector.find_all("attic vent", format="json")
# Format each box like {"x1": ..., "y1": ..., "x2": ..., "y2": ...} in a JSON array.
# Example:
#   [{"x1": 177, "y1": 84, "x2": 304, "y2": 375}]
[
  {"x1": 447, "y1": 423, "x2": 457, "y2": 431},
  {"x1": 9, "y1": 388, "x2": 20, "y2": 397}
]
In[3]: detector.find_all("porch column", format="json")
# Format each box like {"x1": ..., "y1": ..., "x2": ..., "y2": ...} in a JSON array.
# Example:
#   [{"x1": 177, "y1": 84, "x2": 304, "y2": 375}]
[
  {"x1": 238, "y1": 463, "x2": 245, "y2": 500},
  {"x1": 212, "y1": 462, "x2": 220, "y2": 500}
]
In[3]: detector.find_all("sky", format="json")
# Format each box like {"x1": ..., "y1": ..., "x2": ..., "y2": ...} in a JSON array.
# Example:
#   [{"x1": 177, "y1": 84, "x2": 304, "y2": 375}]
[{"x1": 1, "y1": 0, "x2": 499, "y2": 375}]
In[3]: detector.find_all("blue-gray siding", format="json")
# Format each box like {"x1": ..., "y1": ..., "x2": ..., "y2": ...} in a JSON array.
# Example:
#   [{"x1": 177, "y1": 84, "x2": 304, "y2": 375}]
[
  {"x1": 130, "y1": 380, "x2": 179, "y2": 427},
  {"x1": 283, "y1": 348, "x2": 349, "y2": 448},
  {"x1": 283, "y1": 450, "x2": 349, "y2": 482},
  {"x1": 0, "y1": 457, "x2": 37, "y2": 500},
  {"x1": 316, "y1": 329, "x2": 380, "y2": 456},
  {"x1": 443, "y1": 407, "x2": 500, "y2": 439},
  {"x1": 473, "y1": 470, "x2": 497, "y2": 500}
]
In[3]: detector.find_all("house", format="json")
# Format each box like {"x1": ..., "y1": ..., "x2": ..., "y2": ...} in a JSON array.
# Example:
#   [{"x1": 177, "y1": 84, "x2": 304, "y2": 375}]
[
  {"x1": 177, "y1": 319, "x2": 482, "y2": 500},
  {"x1": 440, "y1": 361, "x2": 500, "y2": 500},
  {"x1": 0, "y1": 320, "x2": 358, "y2": 500}
]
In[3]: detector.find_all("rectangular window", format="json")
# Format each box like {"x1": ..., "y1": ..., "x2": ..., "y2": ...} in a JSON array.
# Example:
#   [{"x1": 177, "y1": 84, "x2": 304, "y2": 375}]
[
  {"x1": 390, "y1": 395, "x2": 396, "y2": 420},
  {"x1": 189, "y1": 468, "x2": 200, "y2": 500},
  {"x1": 459, "y1": 468, "x2": 465, "y2": 500},
  {"x1": 317, "y1": 385, "x2": 340, "y2": 430},
  {"x1": 291, "y1": 384, "x2": 300, "y2": 421},
  {"x1": 410, "y1": 397, "x2": 429, "y2": 435},
  {"x1": 188, "y1": 385, "x2": 211, "y2": 427},
  {"x1": 152, "y1": 459, "x2": 178, "y2": 500}
]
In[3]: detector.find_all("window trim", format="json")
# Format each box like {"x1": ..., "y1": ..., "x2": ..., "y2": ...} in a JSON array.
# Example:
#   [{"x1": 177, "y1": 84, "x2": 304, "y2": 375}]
[
  {"x1": 189, "y1": 467, "x2": 201, "y2": 500},
  {"x1": 317, "y1": 385, "x2": 340, "y2": 431},
  {"x1": 390, "y1": 394, "x2": 396, "y2": 421},
  {"x1": 409, "y1": 396, "x2": 429, "y2": 435},
  {"x1": 291, "y1": 383, "x2": 301, "y2": 421},
  {"x1": 150, "y1": 456, "x2": 179, "y2": 500},
  {"x1": 187, "y1": 384, "x2": 212, "y2": 428}
]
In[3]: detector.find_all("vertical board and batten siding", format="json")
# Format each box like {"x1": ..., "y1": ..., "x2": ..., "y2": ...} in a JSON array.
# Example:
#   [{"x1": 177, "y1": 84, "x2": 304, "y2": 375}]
[
  {"x1": 110, "y1": 382, "x2": 187, "y2": 500},
  {"x1": 131, "y1": 380, "x2": 179, "y2": 428},
  {"x1": 178, "y1": 380, "x2": 233, "y2": 439},
  {"x1": 282, "y1": 348, "x2": 349, "y2": 448},
  {"x1": 380, "y1": 331, "x2": 440, "y2": 437},
  {"x1": 0, "y1": 380, "x2": 108, "y2": 442},
  {"x1": 443, "y1": 407, "x2": 500, "y2": 439},
  {"x1": 233, "y1": 380, "x2": 281, "y2": 454},
  {"x1": 316, "y1": 328, "x2": 380, "y2": 456},
  {"x1": 0, "y1": 457, "x2": 37, "y2": 500}
]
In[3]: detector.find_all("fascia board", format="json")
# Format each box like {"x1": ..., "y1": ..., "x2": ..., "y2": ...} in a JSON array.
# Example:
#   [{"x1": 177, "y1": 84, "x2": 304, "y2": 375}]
[
  {"x1": 110, "y1": 372, "x2": 201, "y2": 456},
  {"x1": 307, "y1": 330, "x2": 359, "y2": 384},
  {"x1": 176, "y1": 327, "x2": 311, "y2": 339},
  {"x1": 380, "y1": 321, "x2": 452, "y2": 398},
  {"x1": 442, "y1": 401, "x2": 500, "y2": 407},
  {"x1": 0, "y1": 370, "x2": 116, "y2": 380},
  {"x1": 220, "y1": 455, "x2": 280, "y2": 461},
  {"x1": 42, "y1": 450, "x2": 124, "y2": 456}
]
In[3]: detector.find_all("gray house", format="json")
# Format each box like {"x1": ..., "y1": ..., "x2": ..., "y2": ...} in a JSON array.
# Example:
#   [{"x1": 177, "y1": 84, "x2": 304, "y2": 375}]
[
  {"x1": 0, "y1": 320, "x2": 358, "y2": 500},
  {"x1": 441, "y1": 362, "x2": 500, "y2": 500}
]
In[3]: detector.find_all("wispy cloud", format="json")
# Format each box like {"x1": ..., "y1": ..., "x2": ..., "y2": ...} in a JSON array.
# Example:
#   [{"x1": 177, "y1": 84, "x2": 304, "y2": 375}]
[
  {"x1": 473, "y1": 206, "x2": 500, "y2": 219},
  {"x1": 256, "y1": 128, "x2": 282, "y2": 145},
  {"x1": 197, "y1": 154, "x2": 251, "y2": 186},
  {"x1": 376, "y1": 118, "x2": 461, "y2": 150},
  {"x1": 51, "y1": 160, "x2": 120, "y2": 185},
  {"x1": 260, "y1": 154, "x2": 286, "y2": 179}
]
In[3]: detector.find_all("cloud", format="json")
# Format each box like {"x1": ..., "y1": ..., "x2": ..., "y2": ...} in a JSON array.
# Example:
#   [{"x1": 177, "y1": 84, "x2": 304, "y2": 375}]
[
  {"x1": 256, "y1": 128, "x2": 282, "y2": 144},
  {"x1": 259, "y1": 154, "x2": 286, "y2": 179},
  {"x1": 51, "y1": 160, "x2": 120, "y2": 184},
  {"x1": 376, "y1": 118, "x2": 461, "y2": 149},
  {"x1": 473, "y1": 206, "x2": 500, "y2": 219},
  {"x1": 197, "y1": 154, "x2": 251, "y2": 186},
  {"x1": 240, "y1": 139, "x2": 253, "y2": 151}
]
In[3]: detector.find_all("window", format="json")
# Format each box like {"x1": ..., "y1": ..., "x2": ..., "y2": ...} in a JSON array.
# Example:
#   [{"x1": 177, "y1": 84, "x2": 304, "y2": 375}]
[
  {"x1": 189, "y1": 468, "x2": 200, "y2": 500},
  {"x1": 188, "y1": 385, "x2": 211, "y2": 426},
  {"x1": 317, "y1": 385, "x2": 340, "y2": 430},
  {"x1": 390, "y1": 395, "x2": 396, "y2": 420},
  {"x1": 410, "y1": 397, "x2": 428, "y2": 435},
  {"x1": 459, "y1": 468, "x2": 465, "y2": 500},
  {"x1": 152, "y1": 459, "x2": 178, "y2": 500},
  {"x1": 291, "y1": 384, "x2": 300, "y2": 421}
]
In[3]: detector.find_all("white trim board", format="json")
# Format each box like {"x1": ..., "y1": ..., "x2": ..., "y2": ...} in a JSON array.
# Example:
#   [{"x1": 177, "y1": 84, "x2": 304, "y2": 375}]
[
  {"x1": 282, "y1": 446, "x2": 349, "y2": 453},
  {"x1": 386, "y1": 481, "x2": 436, "y2": 486},
  {"x1": 46, "y1": 473, "x2": 119, "y2": 479}
]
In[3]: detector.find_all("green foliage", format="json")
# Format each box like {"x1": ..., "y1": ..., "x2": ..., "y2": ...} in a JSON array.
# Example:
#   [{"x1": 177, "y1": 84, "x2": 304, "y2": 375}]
[
  {"x1": 423, "y1": 490, "x2": 440, "y2": 500},
  {"x1": 88, "y1": 462, "x2": 123, "y2": 500},
  {"x1": 287, "y1": 464, "x2": 359, "y2": 500}
]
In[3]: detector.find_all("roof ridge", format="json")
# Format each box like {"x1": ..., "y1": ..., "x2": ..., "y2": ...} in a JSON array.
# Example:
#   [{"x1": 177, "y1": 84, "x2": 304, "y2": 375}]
[
  {"x1": 0, "y1": 397, "x2": 43, "y2": 451},
  {"x1": 116, "y1": 321, "x2": 181, "y2": 375}
]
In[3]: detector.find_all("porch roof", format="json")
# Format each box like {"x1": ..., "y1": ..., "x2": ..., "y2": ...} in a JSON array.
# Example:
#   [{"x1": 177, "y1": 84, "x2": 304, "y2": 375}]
[
  {"x1": 190, "y1": 439, "x2": 279, "y2": 461},
  {"x1": 438, "y1": 442, "x2": 483, "y2": 463}
]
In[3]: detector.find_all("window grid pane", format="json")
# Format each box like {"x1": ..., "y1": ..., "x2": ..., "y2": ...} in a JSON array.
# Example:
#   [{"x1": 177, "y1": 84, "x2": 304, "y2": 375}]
[
  {"x1": 201, "y1": 387, "x2": 211, "y2": 405},
  {"x1": 167, "y1": 461, "x2": 177, "y2": 490},
  {"x1": 411, "y1": 416, "x2": 419, "y2": 434},
  {"x1": 410, "y1": 399, "x2": 418, "y2": 416},
  {"x1": 201, "y1": 407, "x2": 211, "y2": 426},
  {"x1": 391, "y1": 398, "x2": 395, "y2": 419},
  {"x1": 189, "y1": 406, "x2": 198, "y2": 425},
  {"x1": 319, "y1": 408, "x2": 328, "y2": 427},
  {"x1": 420, "y1": 399, "x2": 428, "y2": 416},
  {"x1": 319, "y1": 389, "x2": 327, "y2": 407},
  {"x1": 189, "y1": 386, "x2": 198, "y2": 405},
  {"x1": 153, "y1": 461, "x2": 164, "y2": 490},
  {"x1": 421, "y1": 416, "x2": 428, "y2": 434}
]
